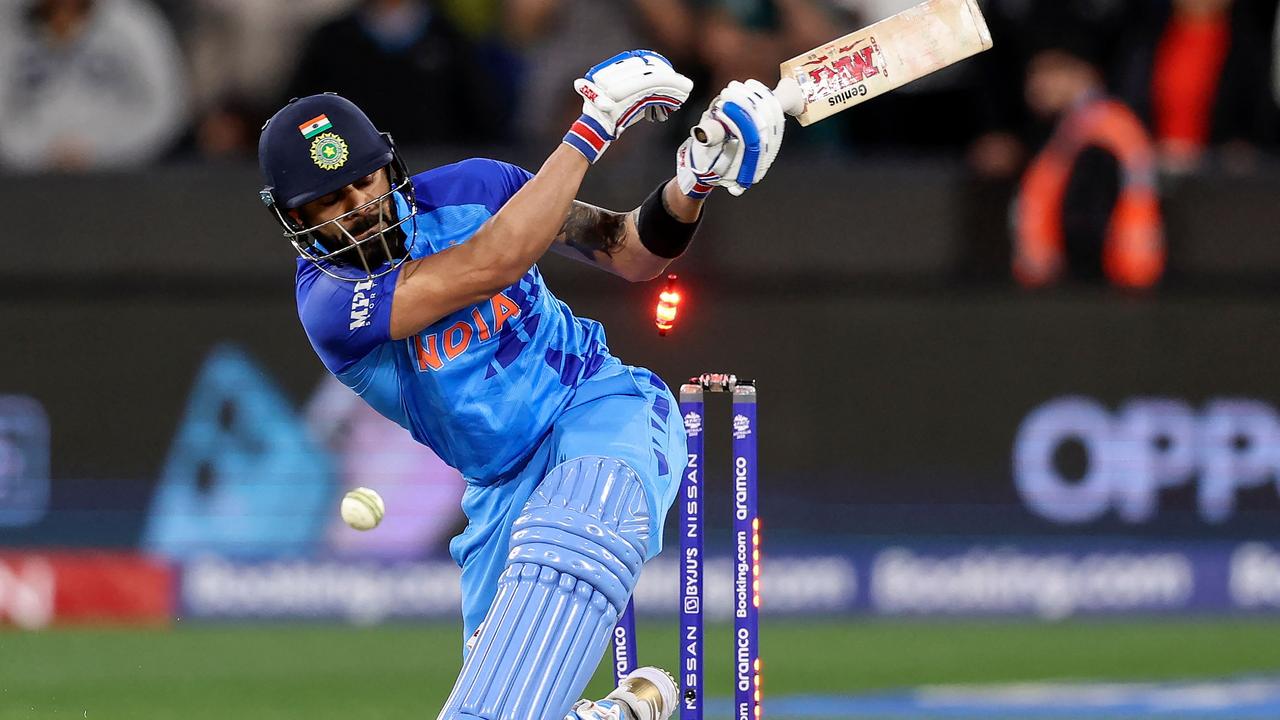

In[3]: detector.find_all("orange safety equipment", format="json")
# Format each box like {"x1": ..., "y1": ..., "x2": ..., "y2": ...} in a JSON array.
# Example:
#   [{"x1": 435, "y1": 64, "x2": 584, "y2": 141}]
[{"x1": 1014, "y1": 97, "x2": 1164, "y2": 288}]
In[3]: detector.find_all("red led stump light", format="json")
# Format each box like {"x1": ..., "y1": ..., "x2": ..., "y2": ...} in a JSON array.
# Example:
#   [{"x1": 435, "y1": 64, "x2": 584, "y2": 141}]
[{"x1": 656, "y1": 274, "x2": 681, "y2": 336}]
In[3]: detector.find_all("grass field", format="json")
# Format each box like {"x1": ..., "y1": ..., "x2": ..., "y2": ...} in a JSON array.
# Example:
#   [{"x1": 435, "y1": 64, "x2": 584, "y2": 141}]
[{"x1": 2, "y1": 619, "x2": 1279, "y2": 719}]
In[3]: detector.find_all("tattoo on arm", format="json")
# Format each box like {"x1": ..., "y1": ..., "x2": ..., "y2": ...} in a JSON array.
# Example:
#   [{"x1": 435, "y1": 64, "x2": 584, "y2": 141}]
[{"x1": 558, "y1": 202, "x2": 629, "y2": 262}]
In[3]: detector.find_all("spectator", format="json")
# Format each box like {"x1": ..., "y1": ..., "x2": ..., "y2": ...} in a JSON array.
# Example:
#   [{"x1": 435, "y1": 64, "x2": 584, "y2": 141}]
[
  {"x1": 286, "y1": 0, "x2": 504, "y2": 147},
  {"x1": 695, "y1": 0, "x2": 832, "y2": 93},
  {"x1": 184, "y1": 0, "x2": 356, "y2": 159},
  {"x1": 1011, "y1": 33, "x2": 1164, "y2": 290},
  {"x1": 434, "y1": 0, "x2": 521, "y2": 134},
  {"x1": 437, "y1": 0, "x2": 501, "y2": 38},
  {"x1": 968, "y1": 0, "x2": 1135, "y2": 178},
  {"x1": 1116, "y1": 0, "x2": 1276, "y2": 175},
  {"x1": 503, "y1": 0, "x2": 695, "y2": 149},
  {"x1": 0, "y1": 0, "x2": 187, "y2": 172}
]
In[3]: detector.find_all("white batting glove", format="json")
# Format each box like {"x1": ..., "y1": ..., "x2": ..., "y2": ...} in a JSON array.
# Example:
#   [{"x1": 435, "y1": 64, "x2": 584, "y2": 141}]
[
  {"x1": 675, "y1": 79, "x2": 786, "y2": 197},
  {"x1": 563, "y1": 50, "x2": 693, "y2": 164}
]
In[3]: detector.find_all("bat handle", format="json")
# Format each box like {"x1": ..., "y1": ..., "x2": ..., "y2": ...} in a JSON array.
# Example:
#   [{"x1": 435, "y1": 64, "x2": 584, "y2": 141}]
[
  {"x1": 692, "y1": 77, "x2": 805, "y2": 147},
  {"x1": 774, "y1": 76, "x2": 806, "y2": 116}
]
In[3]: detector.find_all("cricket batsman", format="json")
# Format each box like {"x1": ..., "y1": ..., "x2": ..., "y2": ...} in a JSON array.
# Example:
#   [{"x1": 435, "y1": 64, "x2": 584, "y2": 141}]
[{"x1": 257, "y1": 51, "x2": 785, "y2": 720}]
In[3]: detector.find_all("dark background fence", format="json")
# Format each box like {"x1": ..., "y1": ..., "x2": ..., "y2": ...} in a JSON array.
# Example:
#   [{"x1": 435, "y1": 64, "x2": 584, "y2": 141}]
[{"x1": 9, "y1": 151, "x2": 1280, "y2": 287}]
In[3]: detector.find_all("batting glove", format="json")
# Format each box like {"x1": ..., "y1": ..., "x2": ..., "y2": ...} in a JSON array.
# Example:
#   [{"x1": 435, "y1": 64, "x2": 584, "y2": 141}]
[
  {"x1": 564, "y1": 50, "x2": 693, "y2": 164},
  {"x1": 676, "y1": 79, "x2": 786, "y2": 197}
]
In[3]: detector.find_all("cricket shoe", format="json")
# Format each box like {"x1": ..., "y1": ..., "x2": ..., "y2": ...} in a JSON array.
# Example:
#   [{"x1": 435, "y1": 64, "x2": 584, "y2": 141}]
[
  {"x1": 569, "y1": 667, "x2": 678, "y2": 720},
  {"x1": 609, "y1": 667, "x2": 680, "y2": 720}
]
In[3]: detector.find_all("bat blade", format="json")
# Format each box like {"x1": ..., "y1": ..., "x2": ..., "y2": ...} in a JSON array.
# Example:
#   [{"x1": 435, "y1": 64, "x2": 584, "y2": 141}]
[{"x1": 782, "y1": 0, "x2": 992, "y2": 127}]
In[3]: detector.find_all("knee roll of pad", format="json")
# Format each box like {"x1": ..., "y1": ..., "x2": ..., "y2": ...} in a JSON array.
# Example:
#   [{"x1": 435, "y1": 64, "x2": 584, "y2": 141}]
[
  {"x1": 508, "y1": 456, "x2": 651, "y2": 612},
  {"x1": 436, "y1": 457, "x2": 652, "y2": 720}
]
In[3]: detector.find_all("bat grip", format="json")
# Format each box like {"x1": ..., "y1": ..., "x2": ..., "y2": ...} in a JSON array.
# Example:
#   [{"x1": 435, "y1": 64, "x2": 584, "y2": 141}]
[
  {"x1": 692, "y1": 77, "x2": 804, "y2": 147},
  {"x1": 774, "y1": 76, "x2": 806, "y2": 116}
]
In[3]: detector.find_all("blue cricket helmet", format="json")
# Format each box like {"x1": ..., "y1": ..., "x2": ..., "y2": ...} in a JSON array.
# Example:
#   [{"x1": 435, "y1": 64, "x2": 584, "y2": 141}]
[
  {"x1": 259, "y1": 93, "x2": 393, "y2": 209},
  {"x1": 258, "y1": 93, "x2": 417, "y2": 281}
]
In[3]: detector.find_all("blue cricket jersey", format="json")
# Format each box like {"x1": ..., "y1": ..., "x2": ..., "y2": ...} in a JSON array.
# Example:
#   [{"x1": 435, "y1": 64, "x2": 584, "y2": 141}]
[{"x1": 295, "y1": 158, "x2": 620, "y2": 481}]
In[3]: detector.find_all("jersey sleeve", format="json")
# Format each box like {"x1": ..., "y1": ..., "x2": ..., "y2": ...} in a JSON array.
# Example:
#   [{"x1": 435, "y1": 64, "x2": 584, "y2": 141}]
[
  {"x1": 295, "y1": 262, "x2": 402, "y2": 375},
  {"x1": 480, "y1": 158, "x2": 535, "y2": 208},
  {"x1": 410, "y1": 158, "x2": 534, "y2": 214}
]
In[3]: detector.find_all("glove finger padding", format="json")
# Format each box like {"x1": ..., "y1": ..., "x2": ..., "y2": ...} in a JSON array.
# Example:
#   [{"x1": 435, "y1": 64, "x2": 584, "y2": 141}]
[
  {"x1": 574, "y1": 78, "x2": 619, "y2": 113},
  {"x1": 676, "y1": 136, "x2": 727, "y2": 198},
  {"x1": 739, "y1": 79, "x2": 785, "y2": 177},
  {"x1": 577, "y1": 51, "x2": 693, "y2": 135},
  {"x1": 716, "y1": 79, "x2": 785, "y2": 196},
  {"x1": 715, "y1": 102, "x2": 760, "y2": 195},
  {"x1": 567, "y1": 50, "x2": 692, "y2": 163}
]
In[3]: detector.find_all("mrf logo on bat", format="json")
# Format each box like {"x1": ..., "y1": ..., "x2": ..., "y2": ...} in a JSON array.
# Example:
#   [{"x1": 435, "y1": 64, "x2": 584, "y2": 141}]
[{"x1": 800, "y1": 37, "x2": 888, "y2": 107}]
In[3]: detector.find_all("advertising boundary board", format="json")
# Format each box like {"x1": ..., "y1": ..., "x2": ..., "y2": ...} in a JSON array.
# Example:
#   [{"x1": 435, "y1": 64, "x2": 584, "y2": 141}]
[
  {"x1": 174, "y1": 541, "x2": 1280, "y2": 623},
  {"x1": 0, "y1": 552, "x2": 174, "y2": 629}
]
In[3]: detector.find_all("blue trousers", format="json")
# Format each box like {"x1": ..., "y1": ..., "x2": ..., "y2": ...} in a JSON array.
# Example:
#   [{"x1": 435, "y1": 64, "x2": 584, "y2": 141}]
[{"x1": 448, "y1": 365, "x2": 686, "y2": 640}]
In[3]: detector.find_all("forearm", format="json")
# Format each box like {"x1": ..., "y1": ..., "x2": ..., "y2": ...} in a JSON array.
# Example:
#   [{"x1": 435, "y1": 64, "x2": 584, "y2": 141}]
[
  {"x1": 477, "y1": 145, "x2": 591, "y2": 282},
  {"x1": 661, "y1": 177, "x2": 704, "y2": 222},
  {"x1": 612, "y1": 178, "x2": 704, "y2": 281},
  {"x1": 390, "y1": 146, "x2": 590, "y2": 339}
]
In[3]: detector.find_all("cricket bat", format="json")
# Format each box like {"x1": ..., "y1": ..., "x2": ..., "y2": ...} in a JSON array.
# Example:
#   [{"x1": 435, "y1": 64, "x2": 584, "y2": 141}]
[{"x1": 693, "y1": 0, "x2": 993, "y2": 145}]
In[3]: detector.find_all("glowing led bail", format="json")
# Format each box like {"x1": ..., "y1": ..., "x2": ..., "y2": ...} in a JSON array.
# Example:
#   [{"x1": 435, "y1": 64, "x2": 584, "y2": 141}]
[{"x1": 655, "y1": 273, "x2": 682, "y2": 335}]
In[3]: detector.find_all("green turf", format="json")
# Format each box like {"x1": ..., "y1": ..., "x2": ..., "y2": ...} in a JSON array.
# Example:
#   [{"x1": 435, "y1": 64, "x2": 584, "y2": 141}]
[{"x1": 1, "y1": 619, "x2": 1278, "y2": 718}]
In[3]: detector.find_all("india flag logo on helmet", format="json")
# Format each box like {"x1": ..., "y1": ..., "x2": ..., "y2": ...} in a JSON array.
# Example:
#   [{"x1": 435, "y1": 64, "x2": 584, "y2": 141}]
[{"x1": 298, "y1": 114, "x2": 333, "y2": 139}]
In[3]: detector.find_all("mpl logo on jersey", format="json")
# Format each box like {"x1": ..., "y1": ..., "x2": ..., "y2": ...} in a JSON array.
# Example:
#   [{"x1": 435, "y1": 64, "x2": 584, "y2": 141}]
[
  {"x1": 349, "y1": 279, "x2": 377, "y2": 330},
  {"x1": 1014, "y1": 396, "x2": 1280, "y2": 525},
  {"x1": 801, "y1": 37, "x2": 885, "y2": 103}
]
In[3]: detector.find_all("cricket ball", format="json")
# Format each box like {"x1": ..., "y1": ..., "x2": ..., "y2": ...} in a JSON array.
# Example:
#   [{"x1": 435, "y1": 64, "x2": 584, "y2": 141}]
[{"x1": 341, "y1": 487, "x2": 385, "y2": 531}]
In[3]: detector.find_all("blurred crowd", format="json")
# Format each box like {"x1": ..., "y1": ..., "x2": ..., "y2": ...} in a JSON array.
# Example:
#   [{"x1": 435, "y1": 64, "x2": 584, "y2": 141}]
[
  {"x1": 1, "y1": 0, "x2": 1274, "y2": 172},
  {"x1": 1, "y1": 0, "x2": 1278, "y2": 287}
]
